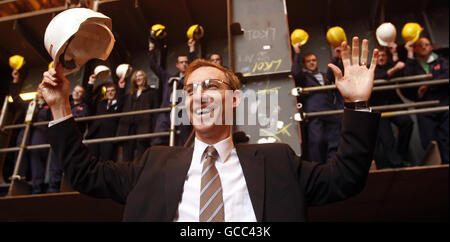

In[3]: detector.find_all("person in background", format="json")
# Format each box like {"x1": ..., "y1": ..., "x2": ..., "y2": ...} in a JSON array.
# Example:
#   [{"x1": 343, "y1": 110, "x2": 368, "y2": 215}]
[
  {"x1": 39, "y1": 37, "x2": 381, "y2": 221},
  {"x1": 11, "y1": 70, "x2": 53, "y2": 194},
  {"x1": 148, "y1": 38, "x2": 195, "y2": 146},
  {"x1": 209, "y1": 53, "x2": 224, "y2": 66},
  {"x1": 84, "y1": 74, "x2": 126, "y2": 161},
  {"x1": 371, "y1": 43, "x2": 414, "y2": 168},
  {"x1": 291, "y1": 43, "x2": 339, "y2": 163},
  {"x1": 47, "y1": 84, "x2": 89, "y2": 193},
  {"x1": 403, "y1": 36, "x2": 449, "y2": 164},
  {"x1": 116, "y1": 70, "x2": 159, "y2": 161}
]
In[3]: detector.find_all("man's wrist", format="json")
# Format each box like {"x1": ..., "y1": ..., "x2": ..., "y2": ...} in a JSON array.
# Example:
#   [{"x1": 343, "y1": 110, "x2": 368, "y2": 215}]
[
  {"x1": 344, "y1": 100, "x2": 370, "y2": 110},
  {"x1": 50, "y1": 101, "x2": 72, "y2": 120}
]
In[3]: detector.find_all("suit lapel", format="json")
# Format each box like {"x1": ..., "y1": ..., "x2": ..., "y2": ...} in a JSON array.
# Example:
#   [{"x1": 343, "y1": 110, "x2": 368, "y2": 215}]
[
  {"x1": 236, "y1": 144, "x2": 265, "y2": 222},
  {"x1": 164, "y1": 147, "x2": 194, "y2": 221}
]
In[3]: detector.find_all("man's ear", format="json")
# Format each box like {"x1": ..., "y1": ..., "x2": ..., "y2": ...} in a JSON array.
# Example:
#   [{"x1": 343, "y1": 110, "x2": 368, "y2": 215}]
[{"x1": 233, "y1": 89, "x2": 242, "y2": 109}]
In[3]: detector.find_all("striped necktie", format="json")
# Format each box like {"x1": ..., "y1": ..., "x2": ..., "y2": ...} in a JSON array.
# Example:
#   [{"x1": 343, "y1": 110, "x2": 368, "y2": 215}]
[{"x1": 199, "y1": 146, "x2": 224, "y2": 222}]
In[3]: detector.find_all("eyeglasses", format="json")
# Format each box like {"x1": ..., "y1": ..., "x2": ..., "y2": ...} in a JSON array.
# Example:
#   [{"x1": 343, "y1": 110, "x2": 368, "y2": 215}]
[
  {"x1": 184, "y1": 79, "x2": 234, "y2": 96},
  {"x1": 417, "y1": 43, "x2": 431, "y2": 48}
]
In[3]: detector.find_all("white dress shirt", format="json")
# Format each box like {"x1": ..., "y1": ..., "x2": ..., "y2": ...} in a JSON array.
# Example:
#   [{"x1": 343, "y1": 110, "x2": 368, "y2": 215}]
[{"x1": 174, "y1": 137, "x2": 257, "y2": 222}]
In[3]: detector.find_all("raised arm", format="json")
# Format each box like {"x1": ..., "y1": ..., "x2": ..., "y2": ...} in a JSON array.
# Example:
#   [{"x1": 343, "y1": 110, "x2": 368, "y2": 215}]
[
  {"x1": 291, "y1": 43, "x2": 306, "y2": 84},
  {"x1": 38, "y1": 64, "x2": 146, "y2": 203},
  {"x1": 148, "y1": 41, "x2": 171, "y2": 82},
  {"x1": 300, "y1": 37, "x2": 380, "y2": 205}
]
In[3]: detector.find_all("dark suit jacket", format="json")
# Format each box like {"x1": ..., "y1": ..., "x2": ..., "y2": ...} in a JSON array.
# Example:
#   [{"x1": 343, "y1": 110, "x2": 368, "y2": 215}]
[
  {"x1": 291, "y1": 53, "x2": 334, "y2": 113},
  {"x1": 48, "y1": 109, "x2": 380, "y2": 221}
]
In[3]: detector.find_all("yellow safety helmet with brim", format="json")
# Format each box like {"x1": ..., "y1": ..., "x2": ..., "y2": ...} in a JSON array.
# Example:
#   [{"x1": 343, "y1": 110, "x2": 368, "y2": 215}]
[
  {"x1": 9, "y1": 55, "x2": 25, "y2": 70},
  {"x1": 186, "y1": 24, "x2": 204, "y2": 40},
  {"x1": 326, "y1": 26, "x2": 348, "y2": 48},
  {"x1": 150, "y1": 24, "x2": 167, "y2": 40},
  {"x1": 401, "y1": 22, "x2": 423, "y2": 43},
  {"x1": 290, "y1": 29, "x2": 309, "y2": 47}
]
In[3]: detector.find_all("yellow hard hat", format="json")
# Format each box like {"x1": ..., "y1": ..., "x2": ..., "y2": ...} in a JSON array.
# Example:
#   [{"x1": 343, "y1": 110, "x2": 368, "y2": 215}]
[
  {"x1": 290, "y1": 29, "x2": 309, "y2": 47},
  {"x1": 186, "y1": 24, "x2": 204, "y2": 40},
  {"x1": 150, "y1": 24, "x2": 167, "y2": 40},
  {"x1": 9, "y1": 55, "x2": 25, "y2": 70},
  {"x1": 401, "y1": 22, "x2": 423, "y2": 43},
  {"x1": 326, "y1": 26, "x2": 348, "y2": 48},
  {"x1": 48, "y1": 61, "x2": 54, "y2": 70}
]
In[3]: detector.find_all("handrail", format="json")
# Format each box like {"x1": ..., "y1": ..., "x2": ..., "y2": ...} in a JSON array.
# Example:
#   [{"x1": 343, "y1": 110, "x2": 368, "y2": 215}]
[
  {"x1": 302, "y1": 78, "x2": 448, "y2": 94},
  {"x1": 297, "y1": 100, "x2": 442, "y2": 120},
  {"x1": 290, "y1": 74, "x2": 440, "y2": 95},
  {"x1": 2, "y1": 106, "x2": 172, "y2": 131},
  {"x1": 0, "y1": 131, "x2": 171, "y2": 153}
]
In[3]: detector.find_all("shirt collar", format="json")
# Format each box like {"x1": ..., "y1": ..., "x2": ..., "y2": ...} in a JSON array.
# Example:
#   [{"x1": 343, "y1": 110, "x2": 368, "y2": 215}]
[{"x1": 194, "y1": 136, "x2": 234, "y2": 163}]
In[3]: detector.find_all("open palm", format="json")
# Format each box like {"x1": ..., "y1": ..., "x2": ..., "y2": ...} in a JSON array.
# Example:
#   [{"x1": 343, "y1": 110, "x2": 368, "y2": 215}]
[{"x1": 328, "y1": 37, "x2": 379, "y2": 102}]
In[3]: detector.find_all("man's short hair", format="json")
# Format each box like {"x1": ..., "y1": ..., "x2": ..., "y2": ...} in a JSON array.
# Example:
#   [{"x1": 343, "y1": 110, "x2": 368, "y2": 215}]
[
  {"x1": 74, "y1": 84, "x2": 85, "y2": 90},
  {"x1": 177, "y1": 55, "x2": 189, "y2": 63},
  {"x1": 103, "y1": 81, "x2": 117, "y2": 90},
  {"x1": 302, "y1": 53, "x2": 317, "y2": 64},
  {"x1": 185, "y1": 59, "x2": 240, "y2": 90},
  {"x1": 208, "y1": 53, "x2": 222, "y2": 60}
]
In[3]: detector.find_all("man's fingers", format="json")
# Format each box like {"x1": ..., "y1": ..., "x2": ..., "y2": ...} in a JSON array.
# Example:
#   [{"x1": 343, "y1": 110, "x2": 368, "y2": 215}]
[
  {"x1": 43, "y1": 78, "x2": 58, "y2": 87},
  {"x1": 360, "y1": 39, "x2": 369, "y2": 66},
  {"x1": 43, "y1": 71, "x2": 57, "y2": 82},
  {"x1": 340, "y1": 41, "x2": 351, "y2": 69},
  {"x1": 369, "y1": 48, "x2": 379, "y2": 73},
  {"x1": 42, "y1": 71, "x2": 59, "y2": 86},
  {"x1": 351, "y1": 36, "x2": 360, "y2": 65},
  {"x1": 48, "y1": 67, "x2": 56, "y2": 76},
  {"x1": 328, "y1": 63, "x2": 343, "y2": 81}
]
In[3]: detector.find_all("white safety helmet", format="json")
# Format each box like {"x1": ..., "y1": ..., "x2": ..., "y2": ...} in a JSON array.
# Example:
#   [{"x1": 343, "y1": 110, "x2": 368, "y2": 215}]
[
  {"x1": 94, "y1": 65, "x2": 111, "y2": 80},
  {"x1": 115, "y1": 64, "x2": 132, "y2": 79},
  {"x1": 44, "y1": 8, "x2": 115, "y2": 75},
  {"x1": 376, "y1": 22, "x2": 397, "y2": 47}
]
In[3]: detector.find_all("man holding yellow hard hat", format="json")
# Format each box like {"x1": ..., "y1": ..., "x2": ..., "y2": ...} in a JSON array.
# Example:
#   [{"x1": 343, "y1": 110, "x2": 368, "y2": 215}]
[
  {"x1": 291, "y1": 28, "x2": 340, "y2": 163},
  {"x1": 148, "y1": 24, "x2": 196, "y2": 146}
]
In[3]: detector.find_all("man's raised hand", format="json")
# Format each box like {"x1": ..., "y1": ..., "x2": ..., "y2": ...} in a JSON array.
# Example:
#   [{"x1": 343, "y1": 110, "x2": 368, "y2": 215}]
[
  {"x1": 38, "y1": 64, "x2": 72, "y2": 119},
  {"x1": 328, "y1": 36, "x2": 378, "y2": 102}
]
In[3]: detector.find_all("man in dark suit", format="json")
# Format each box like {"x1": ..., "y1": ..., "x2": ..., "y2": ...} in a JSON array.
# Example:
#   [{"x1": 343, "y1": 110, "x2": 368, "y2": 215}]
[
  {"x1": 291, "y1": 43, "x2": 340, "y2": 163},
  {"x1": 39, "y1": 37, "x2": 380, "y2": 222},
  {"x1": 85, "y1": 76, "x2": 126, "y2": 161},
  {"x1": 148, "y1": 39, "x2": 195, "y2": 147}
]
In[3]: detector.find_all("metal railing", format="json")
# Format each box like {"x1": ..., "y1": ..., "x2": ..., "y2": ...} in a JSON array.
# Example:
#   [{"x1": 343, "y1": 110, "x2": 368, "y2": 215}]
[
  {"x1": 292, "y1": 74, "x2": 449, "y2": 122},
  {"x1": 290, "y1": 74, "x2": 435, "y2": 96},
  {"x1": 296, "y1": 100, "x2": 442, "y2": 120},
  {"x1": 0, "y1": 78, "x2": 181, "y2": 196}
]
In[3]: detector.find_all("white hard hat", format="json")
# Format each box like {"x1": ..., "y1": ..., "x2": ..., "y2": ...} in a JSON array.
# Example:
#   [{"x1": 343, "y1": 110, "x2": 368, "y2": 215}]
[
  {"x1": 44, "y1": 8, "x2": 115, "y2": 75},
  {"x1": 115, "y1": 64, "x2": 133, "y2": 79},
  {"x1": 376, "y1": 22, "x2": 397, "y2": 47},
  {"x1": 94, "y1": 65, "x2": 111, "y2": 80}
]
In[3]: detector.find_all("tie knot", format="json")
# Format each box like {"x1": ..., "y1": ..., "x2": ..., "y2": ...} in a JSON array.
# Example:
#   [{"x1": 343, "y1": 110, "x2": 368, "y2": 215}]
[{"x1": 205, "y1": 146, "x2": 219, "y2": 160}]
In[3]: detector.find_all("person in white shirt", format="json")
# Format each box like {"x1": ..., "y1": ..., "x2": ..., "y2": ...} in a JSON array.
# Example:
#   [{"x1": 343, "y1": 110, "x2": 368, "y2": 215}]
[{"x1": 39, "y1": 37, "x2": 380, "y2": 221}]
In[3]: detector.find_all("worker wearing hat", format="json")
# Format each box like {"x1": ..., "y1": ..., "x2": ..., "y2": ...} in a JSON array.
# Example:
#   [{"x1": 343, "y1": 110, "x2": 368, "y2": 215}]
[{"x1": 403, "y1": 35, "x2": 449, "y2": 164}]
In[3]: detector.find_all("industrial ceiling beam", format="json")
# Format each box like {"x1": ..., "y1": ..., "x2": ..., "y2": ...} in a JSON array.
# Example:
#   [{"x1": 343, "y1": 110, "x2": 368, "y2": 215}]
[
  {"x1": 0, "y1": 5, "x2": 67, "y2": 23},
  {"x1": 13, "y1": 19, "x2": 52, "y2": 63},
  {"x1": 0, "y1": 46, "x2": 12, "y2": 67}
]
